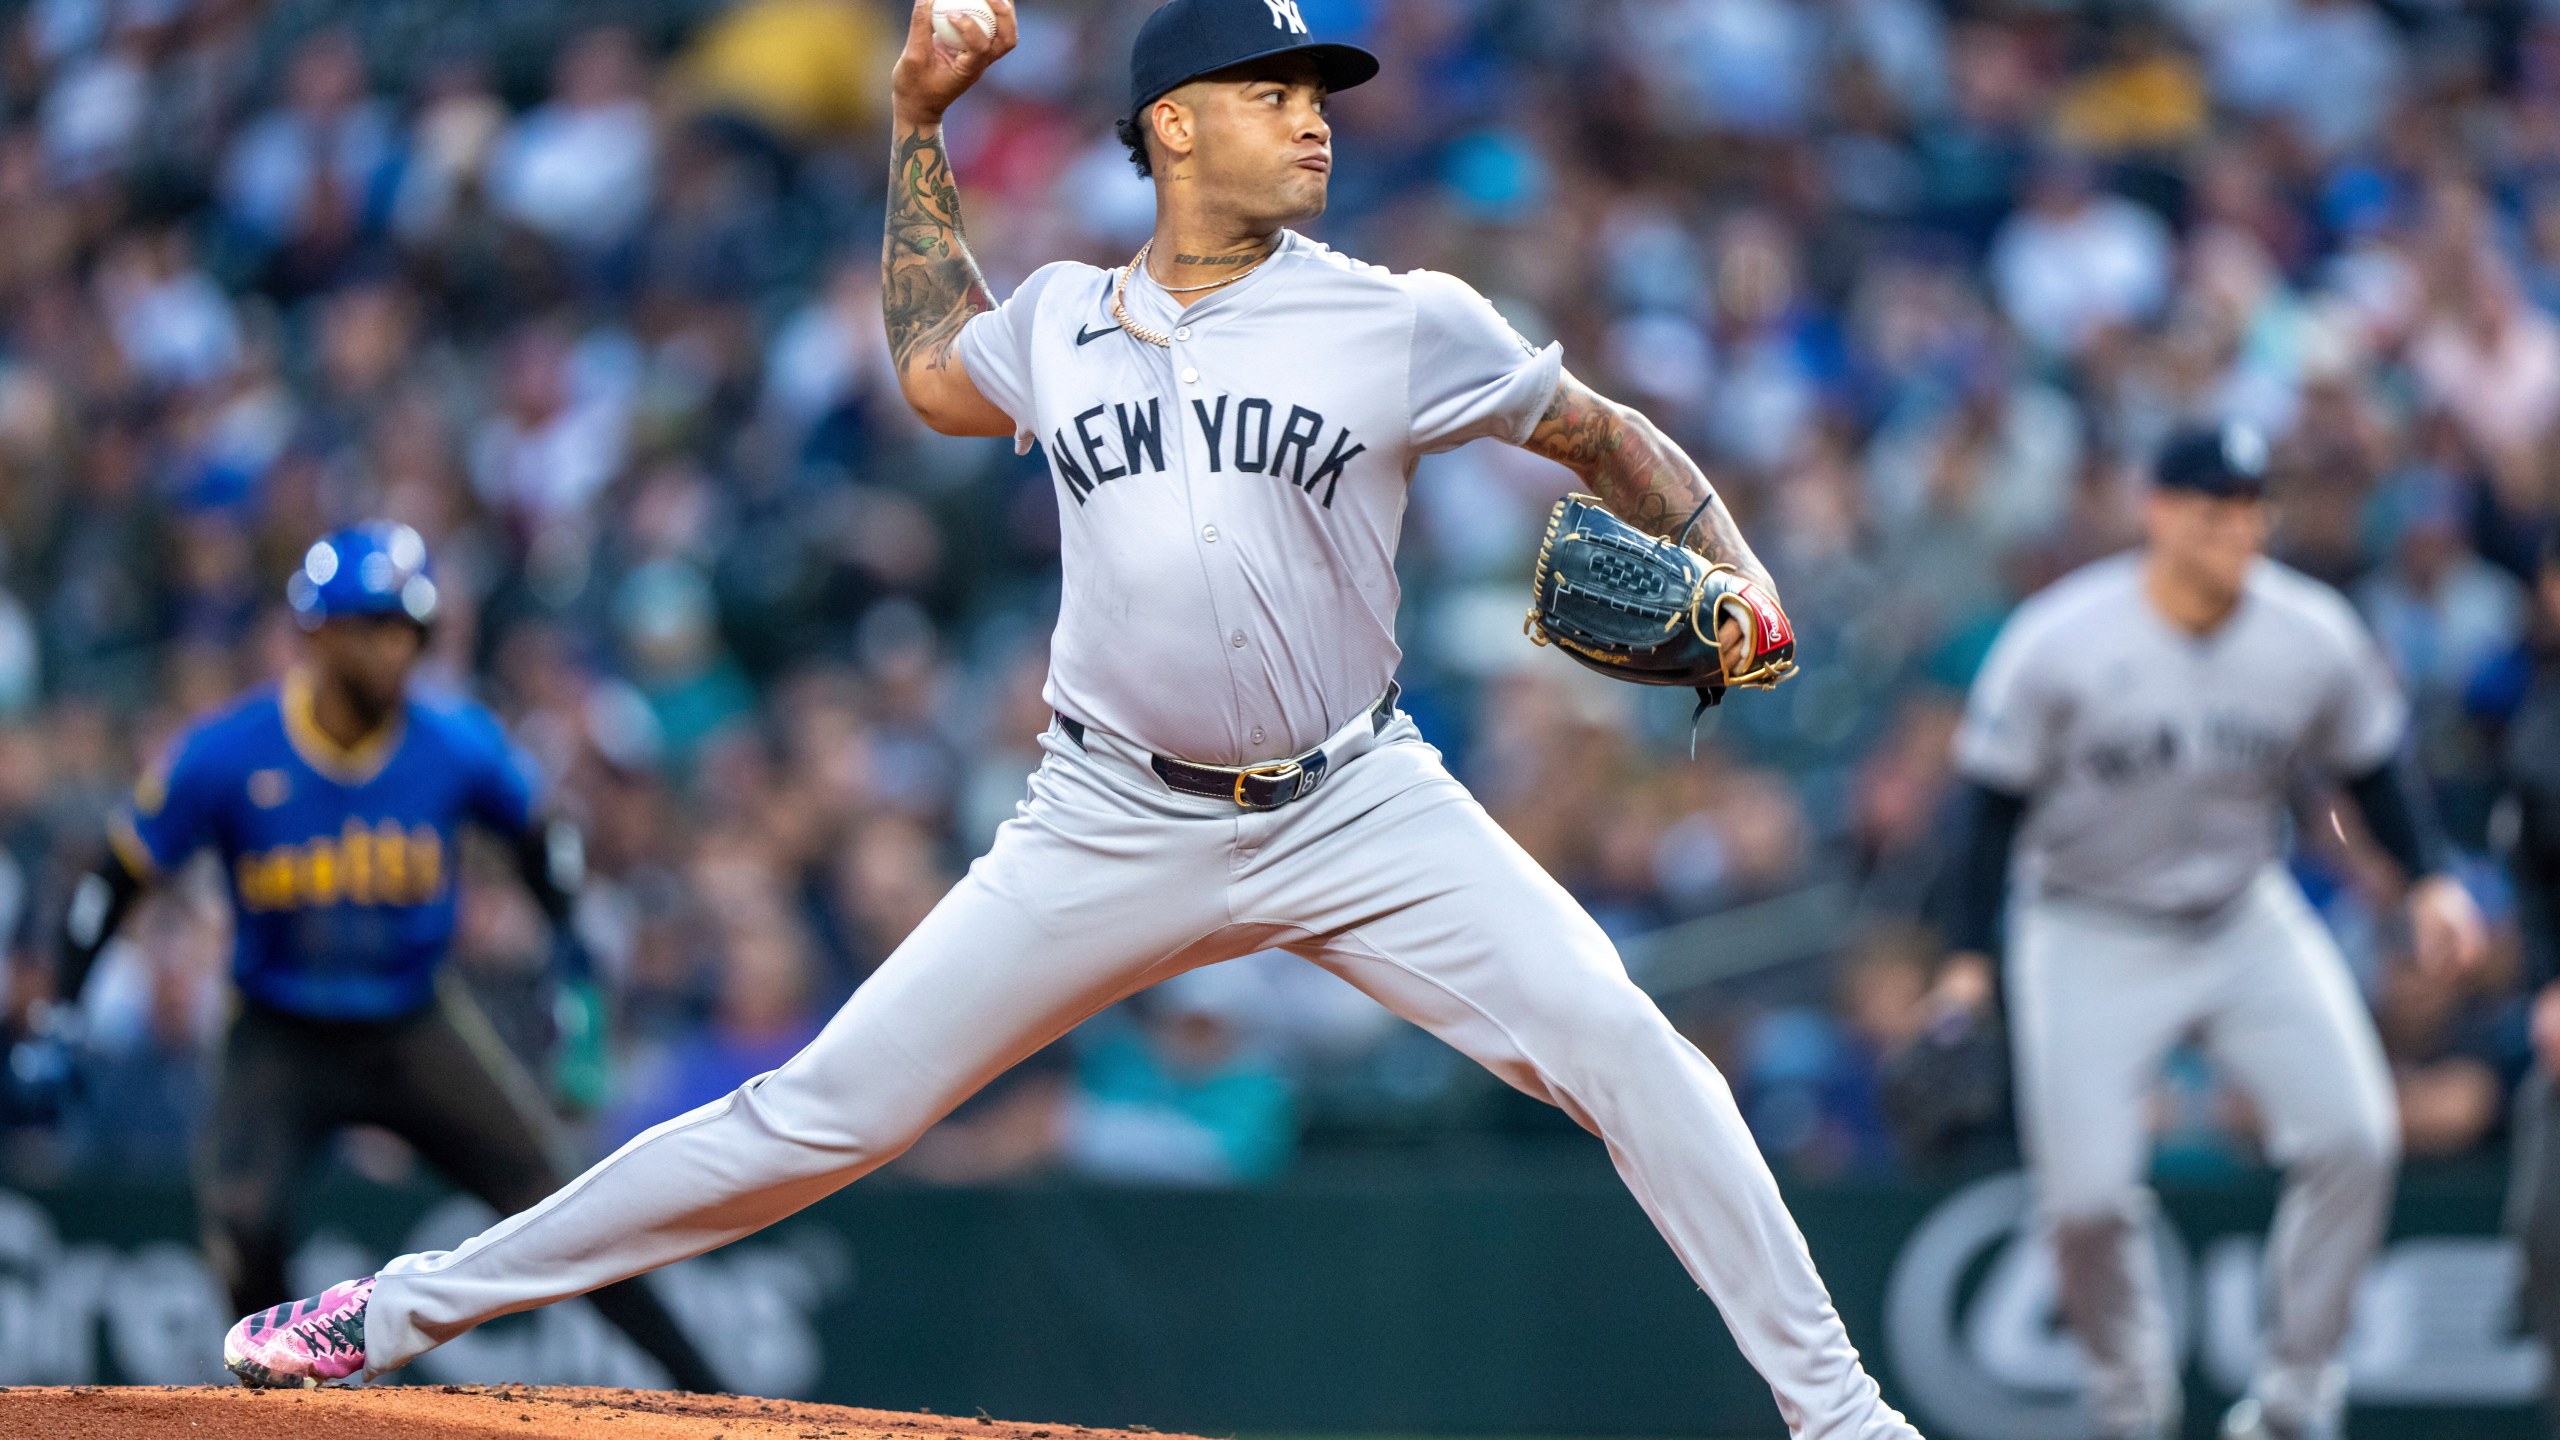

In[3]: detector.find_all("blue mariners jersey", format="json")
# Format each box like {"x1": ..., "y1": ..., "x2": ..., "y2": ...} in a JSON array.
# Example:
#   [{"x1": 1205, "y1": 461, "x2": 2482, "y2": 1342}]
[{"x1": 113, "y1": 670, "x2": 540, "y2": 1021}]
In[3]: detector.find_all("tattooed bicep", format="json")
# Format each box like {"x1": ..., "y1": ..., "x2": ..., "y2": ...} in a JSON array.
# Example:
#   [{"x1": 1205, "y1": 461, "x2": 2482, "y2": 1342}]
[
  {"x1": 1515, "y1": 370, "x2": 1748, "y2": 567},
  {"x1": 1522, "y1": 373, "x2": 1627, "y2": 471}
]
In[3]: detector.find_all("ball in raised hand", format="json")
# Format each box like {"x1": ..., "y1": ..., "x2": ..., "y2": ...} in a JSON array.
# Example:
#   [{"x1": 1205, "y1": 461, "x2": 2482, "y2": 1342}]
[{"x1": 931, "y1": 0, "x2": 999, "y2": 49}]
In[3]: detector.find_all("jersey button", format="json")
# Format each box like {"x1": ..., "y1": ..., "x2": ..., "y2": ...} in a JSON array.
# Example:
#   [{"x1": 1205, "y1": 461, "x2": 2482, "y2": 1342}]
[
  {"x1": 1181, "y1": 367, "x2": 1200, "y2": 384},
  {"x1": 1251, "y1": 727, "x2": 1266, "y2": 745},
  {"x1": 1202, "y1": 525, "x2": 1219, "y2": 543},
  {"x1": 1175, "y1": 327, "x2": 1192, "y2": 342},
  {"x1": 1230, "y1": 631, "x2": 1247, "y2": 649}
]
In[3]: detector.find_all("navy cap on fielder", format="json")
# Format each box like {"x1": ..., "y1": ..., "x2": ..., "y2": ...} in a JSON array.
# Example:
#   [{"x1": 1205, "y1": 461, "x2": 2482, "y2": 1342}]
[
  {"x1": 1128, "y1": 0, "x2": 1381, "y2": 122},
  {"x1": 2153, "y1": 422, "x2": 2271, "y2": 499}
]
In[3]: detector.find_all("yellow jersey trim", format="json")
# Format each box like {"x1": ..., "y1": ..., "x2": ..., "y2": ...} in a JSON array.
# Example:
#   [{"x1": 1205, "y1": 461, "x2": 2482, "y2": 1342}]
[
  {"x1": 107, "y1": 812, "x2": 159, "y2": 879},
  {"x1": 280, "y1": 669, "x2": 406, "y2": 786}
]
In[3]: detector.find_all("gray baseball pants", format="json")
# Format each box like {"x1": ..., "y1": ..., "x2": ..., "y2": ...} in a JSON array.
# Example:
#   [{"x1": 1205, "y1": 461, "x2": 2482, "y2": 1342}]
[
  {"x1": 2504, "y1": 1069, "x2": 2560, "y2": 1440},
  {"x1": 362, "y1": 711, "x2": 1919, "y2": 1440},
  {"x1": 2009, "y1": 871, "x2": 2398, "y2": 1439}
]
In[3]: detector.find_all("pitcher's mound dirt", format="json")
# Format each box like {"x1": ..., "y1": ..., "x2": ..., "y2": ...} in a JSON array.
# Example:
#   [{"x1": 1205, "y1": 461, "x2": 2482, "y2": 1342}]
[{"x1": 0, "y1": 1384, "x2": 1210, "y2": 1440}]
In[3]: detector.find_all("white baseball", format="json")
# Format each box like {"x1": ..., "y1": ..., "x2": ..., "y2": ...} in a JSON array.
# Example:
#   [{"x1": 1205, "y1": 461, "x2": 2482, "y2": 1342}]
[{"x1": 931, "y1": 0, "x2": 998, "y2": 49}]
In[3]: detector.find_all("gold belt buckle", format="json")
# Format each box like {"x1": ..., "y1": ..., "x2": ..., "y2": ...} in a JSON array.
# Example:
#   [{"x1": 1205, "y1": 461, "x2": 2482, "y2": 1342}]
[{"x1": 1233, "y1": 759, "x2": 1303, "y2": 808}]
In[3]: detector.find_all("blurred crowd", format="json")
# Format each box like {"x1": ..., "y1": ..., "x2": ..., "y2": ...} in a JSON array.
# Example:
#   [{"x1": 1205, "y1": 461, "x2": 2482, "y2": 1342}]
[{"x1": 0, "y1": 0, "x2": 2556, "y2": 1193}]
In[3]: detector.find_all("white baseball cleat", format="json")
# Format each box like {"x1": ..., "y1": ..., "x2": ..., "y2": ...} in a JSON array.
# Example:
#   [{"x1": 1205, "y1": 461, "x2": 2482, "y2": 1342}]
[{"x1": 2221, "y1": 1397, "x2": 2331, "y2": 1440}]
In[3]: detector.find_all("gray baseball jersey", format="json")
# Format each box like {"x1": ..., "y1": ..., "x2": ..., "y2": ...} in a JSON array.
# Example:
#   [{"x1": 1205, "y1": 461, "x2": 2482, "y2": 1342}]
[
  {"x1": 955, "y1": 229, "x2": 1563, "y2": 766},
  {"x1": 1954, "y1": 553, "x2": 2408, "y2": 916}
]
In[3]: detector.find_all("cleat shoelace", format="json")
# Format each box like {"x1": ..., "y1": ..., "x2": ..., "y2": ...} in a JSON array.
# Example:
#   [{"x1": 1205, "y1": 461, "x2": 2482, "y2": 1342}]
[{"x1": 228, "y1": 1276, "x2": 372, "y2": 1384}]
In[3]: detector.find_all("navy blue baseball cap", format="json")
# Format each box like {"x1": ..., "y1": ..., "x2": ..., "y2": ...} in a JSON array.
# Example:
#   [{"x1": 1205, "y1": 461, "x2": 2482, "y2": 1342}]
[
  {"x1": 1128, "y1": 0, "x2": 1380, "y2": 122},
  {"x1": 2153, "y1": 423, "x2": 2271, "y2": 499}
]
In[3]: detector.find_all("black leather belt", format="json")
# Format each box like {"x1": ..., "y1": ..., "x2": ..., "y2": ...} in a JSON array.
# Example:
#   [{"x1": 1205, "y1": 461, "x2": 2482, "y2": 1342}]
[{"x1": 1058, "y1": 685, "x2": 1398, "y2": 812}]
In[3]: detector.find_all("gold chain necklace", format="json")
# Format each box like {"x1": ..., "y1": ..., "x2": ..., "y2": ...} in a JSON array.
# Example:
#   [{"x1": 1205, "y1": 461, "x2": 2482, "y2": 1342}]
[{"x1": 1109, "y1": 241, "x2": 1274, "y2": 348}]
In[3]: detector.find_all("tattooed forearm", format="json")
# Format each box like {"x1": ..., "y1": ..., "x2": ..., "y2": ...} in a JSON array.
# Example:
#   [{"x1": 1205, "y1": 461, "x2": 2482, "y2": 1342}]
[
  {"x1": 884, "y1": 124, "x2": 994, "y2": 379},
  {"x1": 1525, "y1": 375, "x2": 1773, "y2": 589}
]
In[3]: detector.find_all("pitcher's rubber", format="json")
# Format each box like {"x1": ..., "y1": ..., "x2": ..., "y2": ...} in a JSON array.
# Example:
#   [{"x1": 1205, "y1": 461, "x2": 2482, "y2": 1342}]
[{"x1": 0, "y1": 1385, "x2": 1205, "y2": 1440}]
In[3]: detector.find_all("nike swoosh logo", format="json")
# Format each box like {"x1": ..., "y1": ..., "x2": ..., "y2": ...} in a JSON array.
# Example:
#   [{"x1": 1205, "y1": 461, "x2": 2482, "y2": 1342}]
[{"x1": 1076, "y1": 324, "x2": 1123, "y2": 347}]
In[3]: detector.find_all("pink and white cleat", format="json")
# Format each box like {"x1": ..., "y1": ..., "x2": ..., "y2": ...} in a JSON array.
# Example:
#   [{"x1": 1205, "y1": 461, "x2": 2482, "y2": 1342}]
[{"x1": 222, "y1": 1276, "x2": 375, "y2": 1388}]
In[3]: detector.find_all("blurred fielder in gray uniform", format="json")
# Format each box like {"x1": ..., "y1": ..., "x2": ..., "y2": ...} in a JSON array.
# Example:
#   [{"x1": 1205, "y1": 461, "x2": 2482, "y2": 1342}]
[
  {"x1": 1942, "y1": 426, "x2": 2487, "y2": 1440},
  {"x1": 2500, "y1": 533, "x2": 2560, "y2": 1440},
  {"x1": 1945, "y1": 425, "x2": 2488, "y2": 1434},
  {"x1": 220, "y1": 4, "x2": 1925, "y2": 1436}
]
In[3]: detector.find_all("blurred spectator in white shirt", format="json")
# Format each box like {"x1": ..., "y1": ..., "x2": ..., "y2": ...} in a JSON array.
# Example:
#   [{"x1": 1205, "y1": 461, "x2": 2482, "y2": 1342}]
[
  {"x1": 220, "y1": 30, "x2": 400, "y2": 273},
  {"x1": 1989, "y1": 157, "x2": 2173, "y2": 358},
  {"x1": 2410, "y1": 249, "x2": 2560, "y2": 474},
  {"x1": 1831, "y1": 0, "x2": 1951, "y2": 121},
  {"x1": 2207, "y1": 0, "x2": 2400, "y2": 160},
  {"x1": 95, "y1": 229, "x2": 238, "y2": 392},
  {"x1": 471, "y1": 324, "x2": 630, "y2": 543},
  {"x1": 40, "y1": 33, "x2": 146, "y2": 182},
  {"x1": 1865, "y1": 347, "x2": 2081, "y2": 553},
  {"x1": 2357, "y1": 470, "x2": 2528, "y2": 704},
  {"x1": 393, "y1": 61, "x2": 511, "y2": 244},
  {"x1": 487, "y1": 28, "x2": 658, "y2": 260},
  {"x1": 1632, "y1": 0, "x2": 1821, "y2": 135},
  {"x1": 761, "y1": 255, "x2": 897, "y2": 454}
]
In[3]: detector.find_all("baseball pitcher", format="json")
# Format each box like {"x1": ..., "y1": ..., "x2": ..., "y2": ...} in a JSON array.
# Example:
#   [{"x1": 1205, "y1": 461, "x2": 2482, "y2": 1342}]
[
  {"x1": 220, "y1": 6, "x2": 1914, "y2": 1436},
  {"x1": 1941, "y1": 427, "x2": 2489, "y2": 1440}
]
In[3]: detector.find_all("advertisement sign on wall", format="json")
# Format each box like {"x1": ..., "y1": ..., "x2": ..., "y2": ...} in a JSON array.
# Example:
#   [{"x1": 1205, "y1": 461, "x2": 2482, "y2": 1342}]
[
  {"x1": 0, "y1": 1166, "x2": 2538, "y2": 1440},
  {"x1": 1881, "y1": 1172, "x2": 2541, "y2": 1439}
]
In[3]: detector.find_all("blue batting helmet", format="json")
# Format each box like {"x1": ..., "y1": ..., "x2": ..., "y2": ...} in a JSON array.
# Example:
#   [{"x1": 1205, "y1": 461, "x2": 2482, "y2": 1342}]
[{"x1": 286, "y1": 523, "x2": 440, "y2": 631}]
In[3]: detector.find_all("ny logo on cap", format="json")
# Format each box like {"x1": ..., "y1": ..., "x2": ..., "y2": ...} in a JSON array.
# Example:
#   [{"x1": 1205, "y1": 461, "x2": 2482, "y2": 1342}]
[{"x1": 1262, "y1": 0, "x2": 1308, "y2": 35}]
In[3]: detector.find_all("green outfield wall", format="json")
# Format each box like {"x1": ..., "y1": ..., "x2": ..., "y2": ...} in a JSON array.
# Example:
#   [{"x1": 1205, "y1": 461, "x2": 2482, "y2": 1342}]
[{"x1": 0, "y1": 1154, "x2": 2534, "y2": 1440}]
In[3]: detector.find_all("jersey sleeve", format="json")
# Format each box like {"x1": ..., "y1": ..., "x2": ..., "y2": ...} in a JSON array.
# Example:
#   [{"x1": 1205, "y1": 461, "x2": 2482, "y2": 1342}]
[
  {"x1": 454, "y1": 705, "x2": 542, "y2": 836},
  {"x1": 1404, "y1": 270, "x2": 1566, "y2": 455},
  {"x1": 113, "y1": 726, "x2": 229, "y2": 877},
  {"x1": 1953, "y1": 610, "x2": 2068, "y2": 794},
  {"x1": 952, "y1": 262, "x2": 1079, "y2": 443},
  {"x1": 2311, "y1": 591, "x2": 2409, "y2": 774}
]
